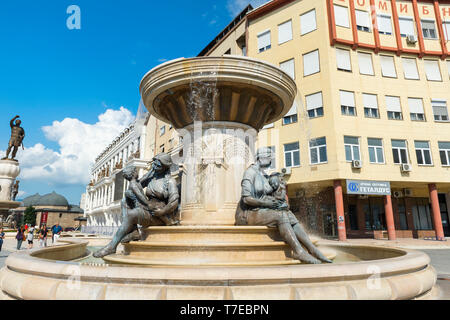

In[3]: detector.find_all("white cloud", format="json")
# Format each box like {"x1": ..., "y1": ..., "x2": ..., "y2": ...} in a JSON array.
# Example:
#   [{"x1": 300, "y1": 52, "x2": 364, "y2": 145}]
[
  {"x1": 226, "y1": 0, "x2": 270, "y2": 17},
  {"x1": 3, "y1": 107, "x2": 134, "y2": 186}
]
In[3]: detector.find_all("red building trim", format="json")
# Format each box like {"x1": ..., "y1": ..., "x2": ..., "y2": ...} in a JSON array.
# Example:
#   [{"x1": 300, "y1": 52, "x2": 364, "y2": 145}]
[
  {"x1": 412, "y1": 0, "x2": 426, "y2": 57},
  {"x1": 434, "y1": 0, "x2": 449, "y2": 58},
  {"x1": 370, "y1": 0, "x2": 381, "y2": 53},
  {"x1": 391, "y1": 0, "x2": 404, "y2": 55},
  {"x1": 327, "y1": 0, "x2": 337, "y2": 45},
  {"x1": 349, "y1": 0, "x2": 359, "y2": 49},
  {"x1": 327, "y1": 0, "x2": 450, "y2": 59},
  {"x1": 247, "y1": 0, "x2": 296, "y2": 20}
]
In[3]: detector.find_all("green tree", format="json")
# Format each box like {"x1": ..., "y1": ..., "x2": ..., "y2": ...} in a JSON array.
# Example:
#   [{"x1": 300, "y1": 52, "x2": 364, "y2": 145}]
[{"x1": 23, "y1": 206, "x2": 37, "y2": 226}]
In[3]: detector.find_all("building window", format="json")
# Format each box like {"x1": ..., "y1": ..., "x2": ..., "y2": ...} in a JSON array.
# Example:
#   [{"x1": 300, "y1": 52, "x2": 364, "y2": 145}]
[
  {"x1": 336, "y1": 48, "x2": 352, "y2": 72},
  {"x1": 386, "y1": 96, "x2": 403, "y2": 120},
  {"x1": 415, "y1": 141, "x2": 433, "y2": 166},
  {"x1": 300, "y1": 9, "x2": 317, "y2": 35},
  {"x1": 363, "y1": 93, "x2": 379, "y2": 118},
  {"x1": 412, "y1": 199, "x2": 433, "y2": 230},
  {"x1": 310, "y1": 137, "x2": 327, "y2": 165},
  {"x1": 278, "y1": 20, "x2": 293, "y2": 44},
  {"x1": 334, "y1": 5, "x2": 350, "y2": 28},
  {"x1": 344, "y1": 136, "x2": 361, "y2": 162},
  {"x1": 368, "y1": 138, "x2": 385, "y2": 164},
  {"x1": 160, "y1": 144, "x2": 165, "y2": 153},
  {"x1": 408, "y1": 98, "x2": 426, "y2": 121},
  {"x1": 340, "y1": 90, "x2": 356, "y2": 116},
  {"x1": 380, "y1": 55, "x2": 397, "y2": 78},
  {"x1": 432, "y1": 100, "x2": 449, "y2": 122},
  {"x1": 269, "y1": 146, "x2": 276, "y2": 169},
  {"x1": 443, "y1": 22, "x2": 450, "y2": 41},
  {"x1": 160, "y1": 125, "x2": 166, "y2": 136},
  {"x1": 280, "y1": 58, "x2": 295, "y2": 80},
  {"x1": 377, "y1": 14, "x2": 393, "y2": 35},
  {"x1": 402, "y1": 58, "x2": 419, "y2": 80},
  {"x1": 306, "y1": 92, "x2": 324, "y2": 119},
  {"x1": 283, "y1": 102, "x2": 298, "y2": 125},
  {"x1": 439, "y1": 142, "x2": 450, "y2": 166},
  {"x1": 257, "y1": 30, "x2": 271, "y2": 53},
  {"x1": 356, "y1": 10, "x2": 371, "y2": 32},
  {"x1": 398, "y1": 201, "x2": 409, "y2": 230},
  {"x1": 358, "y1": 52, "x2": 374, "y2": 75},
  {"x1": 283, "y1": 114, "x2": 298, "y2": 125},
  {"x1": 303, "y1": 50, "x2": 320, "y2": 76},
  {"x1": 424, "y1": 60, "x2": 442, "y2": 81},
  {"x1": 421, "y1": 20, "x2": 438, "y2": 39},
  {"x1": 392, "y1": 140, "x2": 409, "y2": 164},
  {"x1": 284, "y1": 142, "x2": 300, "y2": 168},
  {"x1": 399, "y1": 16, "x2": 415, "y2": 37}
]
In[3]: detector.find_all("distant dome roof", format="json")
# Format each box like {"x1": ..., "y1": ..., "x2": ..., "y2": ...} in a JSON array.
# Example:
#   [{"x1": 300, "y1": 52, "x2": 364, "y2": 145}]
[
  {"x1": 37, "y1": 192, "x2": 69, "y2": 207},
  {"x1": 23, "y1": 193, "x2": 42, "y2": 207}
]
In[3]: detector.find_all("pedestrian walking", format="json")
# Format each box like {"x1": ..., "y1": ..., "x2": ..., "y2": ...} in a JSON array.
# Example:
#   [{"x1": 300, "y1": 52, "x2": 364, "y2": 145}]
[
  {"x1": 0, "y1": 228, "x2": 5, "y2": 252},
  {"x1": 27, "y1": 225, "x2": 36, "y2": 249},
  {"x1": 39, "y1": 226, "x2": 48, "y2": 248},
  {"x1": 51, "y1": 223, "x2": 63, "y2": 244},
  {"x1": 16, "y1": 225, "x2": 25, "y2": 250}
]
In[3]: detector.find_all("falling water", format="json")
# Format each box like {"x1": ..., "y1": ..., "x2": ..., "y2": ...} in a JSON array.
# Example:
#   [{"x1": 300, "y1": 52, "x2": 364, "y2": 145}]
[{"x1": 187, "y1": 68, "x2": 219, "y2": 122}]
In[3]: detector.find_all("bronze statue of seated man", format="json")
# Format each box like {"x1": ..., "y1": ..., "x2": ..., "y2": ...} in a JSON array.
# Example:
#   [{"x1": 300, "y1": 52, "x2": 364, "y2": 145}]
[
  {"x1": 94, "y1": 153, "x2": 179, "y2": 258},
  {"x1": 235, "y1": 147, "x2": 332, "y2": 264}
]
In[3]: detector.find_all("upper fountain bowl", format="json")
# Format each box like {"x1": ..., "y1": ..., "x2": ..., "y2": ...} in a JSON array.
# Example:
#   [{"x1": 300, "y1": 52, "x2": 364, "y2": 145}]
[{"x1": 139, "y1": 56, "x2": 297, "y2": 130}]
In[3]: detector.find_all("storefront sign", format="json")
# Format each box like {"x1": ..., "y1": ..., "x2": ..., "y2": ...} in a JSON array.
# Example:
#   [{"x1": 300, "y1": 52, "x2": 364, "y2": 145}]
[{"x1": 346, "y1": 180, "x2": 391, "y2": 196}]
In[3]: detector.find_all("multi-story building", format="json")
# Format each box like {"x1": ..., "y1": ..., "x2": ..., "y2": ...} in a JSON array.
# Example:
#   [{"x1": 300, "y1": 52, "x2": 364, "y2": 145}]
[
  {"x1": 197, "y1": 0, "x2": 450, "y2": 240},
  {"x1": 83, "y1": 115, "x2": 157, "y2": 235}
]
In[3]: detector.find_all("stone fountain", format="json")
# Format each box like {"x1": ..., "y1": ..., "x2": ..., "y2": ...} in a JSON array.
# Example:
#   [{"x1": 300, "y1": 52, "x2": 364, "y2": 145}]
[{"x1": 0, "y1": 57, "x2": 438, "y2": 300}]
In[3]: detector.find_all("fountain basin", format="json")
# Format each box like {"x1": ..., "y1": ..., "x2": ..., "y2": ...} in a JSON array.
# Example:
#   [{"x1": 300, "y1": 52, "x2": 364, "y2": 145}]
[
  {"x1": 140, "y1": 56, "x2": 297, "y2": 130},
  {"x1": 0, "y1": 235, "x2": 437, "y2": 300}
]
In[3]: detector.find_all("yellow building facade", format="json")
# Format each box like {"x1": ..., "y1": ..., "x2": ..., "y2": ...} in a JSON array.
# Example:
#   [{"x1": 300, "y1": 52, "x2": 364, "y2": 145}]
[{"x1": 197, "y1": 0, "x2": 450, "y2": 240}]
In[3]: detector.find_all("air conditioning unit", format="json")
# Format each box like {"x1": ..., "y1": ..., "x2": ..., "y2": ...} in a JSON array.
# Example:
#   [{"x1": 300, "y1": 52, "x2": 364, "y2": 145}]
[
  {"x1": 401, "y1": 164, "x2": 412, "y2": 173},
  {"x1": 404, "y1": 189, "x2": 413, "y2": 197},
  {"x1": 393, "y1": 191, "x2": 404, "y2": 198},
  {"x1": 406, "y1": 35, "x2": 417, "y2": 44},
  {"x1": 352, "y1": 160, "x2": 363, "y2": 169},
  {"x1": 281, "y1": 167, "x2": 292, "y2": 176}
]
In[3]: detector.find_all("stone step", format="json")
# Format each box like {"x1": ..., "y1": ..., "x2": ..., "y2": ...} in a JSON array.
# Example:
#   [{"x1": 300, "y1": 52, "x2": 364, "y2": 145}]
[
  {"x1": 123, "y1": 241, "x2": 293, "y2": 263},
  {"x1": 141, "y1": 226, "x2": 311, "y2": 243}
]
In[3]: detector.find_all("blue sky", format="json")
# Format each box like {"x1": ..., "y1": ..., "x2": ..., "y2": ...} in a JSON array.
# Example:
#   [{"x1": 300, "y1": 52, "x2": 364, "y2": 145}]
[{"x1": 0, "y1": 0, "x2": 269, "y2": 204}]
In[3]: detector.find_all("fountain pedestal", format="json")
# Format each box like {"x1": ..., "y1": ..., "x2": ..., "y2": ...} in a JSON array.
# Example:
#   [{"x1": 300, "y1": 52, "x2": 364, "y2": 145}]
[
  {"x1": 0, "y1": 160, "x2": 20, "y2": 219},
  {"x1": 179, "y1": 122, "x2": 256, "y2": 225}
]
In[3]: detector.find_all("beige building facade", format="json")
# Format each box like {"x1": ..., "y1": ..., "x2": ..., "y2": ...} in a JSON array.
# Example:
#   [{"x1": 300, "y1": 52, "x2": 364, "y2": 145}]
[
  {"x1": 196, "y1": 0, "x2": 450, "y2": 240},
  {"x1": 83, "y1": 115, "x2": 157, "y2": 235}
]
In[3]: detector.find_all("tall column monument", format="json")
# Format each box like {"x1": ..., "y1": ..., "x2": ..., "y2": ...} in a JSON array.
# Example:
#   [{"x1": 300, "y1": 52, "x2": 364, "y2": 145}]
[{"x1": 0, "y1": 115, "x2": 24, "y2": 222}]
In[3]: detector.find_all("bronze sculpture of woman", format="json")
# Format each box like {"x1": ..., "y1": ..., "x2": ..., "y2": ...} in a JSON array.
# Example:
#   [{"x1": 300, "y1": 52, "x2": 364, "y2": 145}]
[
  {"x1": 94, "y1": 153, "x2": 179, "y2": 258},
  {"x1": 236, "y1": 147, "x2": 332, "y2": 264}
]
